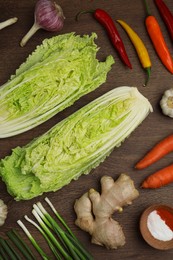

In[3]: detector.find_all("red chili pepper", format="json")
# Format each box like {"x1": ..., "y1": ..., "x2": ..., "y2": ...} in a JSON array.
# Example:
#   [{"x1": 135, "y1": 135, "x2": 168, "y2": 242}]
[
  {"x1": 144, "y1": 0, "x2": 173, "y2": 74},
  {"x1": 76, "y1": 9, "x2": 132, "y2": 69},
  {"x1": 157, "y1": 208, "x2": 173, "y2": 231},
  {"x1": 154, "y1": 0, "x2": 173, "y2": 41}
]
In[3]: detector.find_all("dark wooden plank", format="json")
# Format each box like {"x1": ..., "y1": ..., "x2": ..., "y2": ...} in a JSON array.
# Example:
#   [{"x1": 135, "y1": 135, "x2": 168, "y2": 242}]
[{"x1": 0, "y1": 0, "x2": 173, "y2": 259}]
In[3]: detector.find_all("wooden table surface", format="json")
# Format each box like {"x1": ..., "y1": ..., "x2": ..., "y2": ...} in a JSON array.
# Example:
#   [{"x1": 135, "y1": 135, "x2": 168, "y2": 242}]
[{"x1": 0, "y1": 0, "x2": 173, "y2": 259}]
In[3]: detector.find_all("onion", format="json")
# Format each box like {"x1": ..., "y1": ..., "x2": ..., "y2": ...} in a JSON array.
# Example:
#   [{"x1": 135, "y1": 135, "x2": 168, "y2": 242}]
[{"x1": 20, "y1": 0, "x2": 65, "y2": 47}]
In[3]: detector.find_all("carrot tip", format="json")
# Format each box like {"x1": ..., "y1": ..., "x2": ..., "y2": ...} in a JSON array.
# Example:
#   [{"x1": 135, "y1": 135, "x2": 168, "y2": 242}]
[
  {"x1": 141, "y1": 181, "x2": 148, "y2": 188},
  {"x1": 135, "y1": 164, "x2": 143, "y2": 170}
]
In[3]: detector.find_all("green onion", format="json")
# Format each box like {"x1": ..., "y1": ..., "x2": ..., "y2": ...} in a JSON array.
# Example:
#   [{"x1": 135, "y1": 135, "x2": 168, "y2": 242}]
[
  {"x1": 15, "y1": 198, "x2": 93, "y2": 259},
  {"x1": 7, "y1": 229, "x2": 36, "y2": 260},
  {"x1": 45, "y1": 197, "x2": 92, "y2": 260},
  {"x1": 32, "y1": 209, "x2": 72, "y2": 260},
  {"x1": 0, "y1": 237, "x2": 18, "y2": 260},
  {"x1": 34, "y1": 204, "x2": 83, "y2": 260},
  {"x1": 36, "y1": 199, "x2": 93, "y2": 260},
  {"x1": 25, "y1": 215, "x2": 61, "y2": 260},
  {"x1": 33, "y1": 203, "x2": 69, "y2": 252},
  {"x1": 45, "y1": 197, "x2": 76, "y2": 239},
  {"x1": 5, "y1": 239, "x2": 22, "y2": 260},
  {"x1": 0, "y1": 245, "x2": 8, "y2": 260},
  {"x1": 65, "y1": 231, "x2": 93, "y2": 260},
  {"x1": 0, "y1": 253, "x2": 7, "y2": 260},
  {"x1": 17, "y1": 220, "x2": 49, "y2": 260}
]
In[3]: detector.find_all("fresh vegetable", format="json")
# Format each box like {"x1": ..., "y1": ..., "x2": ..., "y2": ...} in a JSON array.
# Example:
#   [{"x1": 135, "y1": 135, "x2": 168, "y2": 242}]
[
  {"x1": 23, "y1": 215, "x2": 69, "y2": 259},
  {"x1": 143, "y1": 0, "x2": 173, "y2": 74},
  {"x1": 136, "y1": 133, "x2": 173, "y2": 188},
  {"x1": 144, "y1": 0, "x2": 173, "y2": 74},
  {"x1": 7, "y1": 229, "x2": 36, "y2": 260},
  {"x1": 74, "y1": 174, "x2": 139, "y2": 249},
  {"x1": 135, "y1": 134, "x2": 173, "y2": 169},
  {"x1": 154, "y1": 0, "x2": 173, "y2": 41},
  {"x1": 0, "y1": 246, "x2": 8, "y2": 259},
  {"x1": 160, "y1": 88, "x2": 173, "y2": 118},
  {"x1": 0, "y1": 17, "x2": 18, "y2": 30},
  {"x1": 76, "y1": 9, "x2": 132, "y2": 69},
  {"x1": 0, "y1": 237, "x2": 19, "y2": 260},
  {"x1": 18, "y1": 198, "x2": 93, "y2": 259},
  {"x1": 17, "y1": 220, "x2": 50, "y2": 259},
  {"x1": 117, "y1": 19, "x2": 151, "y2": 86},
  {"x1": 0, "y1": 33, "x2": 114, "y2": 138},
  {"x1": 20, "y1": 0, "x2": 65, "y2": 46},
  {"x1": 45, "y1": 197, "x2": 76, "y2": 239},
  {"x1": 141, "y1": 163, "x2": 173, "y2": 188},
  {"x1": 0, "y1": 199, "x2": 7, "y2": 226},
  {"x1": 0, "y1": 86, "x2": 152, "y2": 200}
]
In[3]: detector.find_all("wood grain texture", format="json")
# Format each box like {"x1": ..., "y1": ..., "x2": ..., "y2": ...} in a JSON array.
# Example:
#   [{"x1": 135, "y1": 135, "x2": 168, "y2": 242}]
[{"x1": 0, "y1": 0, "x2": 173, "y2": 259}]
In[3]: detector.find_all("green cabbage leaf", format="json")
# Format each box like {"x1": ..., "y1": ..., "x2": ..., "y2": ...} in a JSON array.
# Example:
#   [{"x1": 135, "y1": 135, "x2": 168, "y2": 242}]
[
  {"x1": 0, "y1": 33, "x2": 114, "y2": 138},
  {"x1": 0, "y1": 86, "x2": 152, "y2": 200}
]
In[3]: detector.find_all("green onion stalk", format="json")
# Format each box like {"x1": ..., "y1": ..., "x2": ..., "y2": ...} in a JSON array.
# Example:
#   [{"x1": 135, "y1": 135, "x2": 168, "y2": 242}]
[
  {"x1": 38, "y1": 199, "x2": 93, "y2": 260},
  {"x1": 7, "y1": 229, "x2": 35, "y2": 260},
  {"x1": 0, "y1": 237, "x2": 19, "y2": 260},
  {"x1": 25, "y1": 215, "x2": 61, "y2": 260},
  {"x1": 17, "y1": 220, "x2": 49, "y2": 260},
  {"x1": 16, "y1": 197, "x2": 93, "y2": 260}
]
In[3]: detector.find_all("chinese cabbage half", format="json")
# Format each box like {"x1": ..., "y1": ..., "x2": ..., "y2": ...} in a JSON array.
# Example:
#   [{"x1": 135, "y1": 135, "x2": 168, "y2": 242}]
[
  {"x1": 0, "y1": 86, "x2": 152, "y2": 200},
  {"x1": 0, "y1": 33, "x2": 114, "y2": 138}
]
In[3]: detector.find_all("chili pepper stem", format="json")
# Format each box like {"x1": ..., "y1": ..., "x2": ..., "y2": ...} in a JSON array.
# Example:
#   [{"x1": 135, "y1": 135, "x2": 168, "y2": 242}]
[
  {"x1": 144, "y1": 0, "x2": 151, "y2": 16},
  {"x1": 143, "y1": 67, "x2": 151, "y2": 87},
  {"x1": 76, "y1": 10, "x2": 95, "y2": 21}
]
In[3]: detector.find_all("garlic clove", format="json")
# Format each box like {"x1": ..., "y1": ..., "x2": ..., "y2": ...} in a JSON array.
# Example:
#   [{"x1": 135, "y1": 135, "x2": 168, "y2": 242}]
[
  {"x1": 160, "y1": 88, "x2": 173, "y2": 118},
  {"x1": 0, "y1": 199, "x2": 8, "y2": 226}
]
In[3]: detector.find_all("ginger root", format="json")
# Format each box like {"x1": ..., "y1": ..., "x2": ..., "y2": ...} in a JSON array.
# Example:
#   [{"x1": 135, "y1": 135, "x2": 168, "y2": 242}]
[{"x1": 74, "y1": 174, "x2": 139, "y2": 249}]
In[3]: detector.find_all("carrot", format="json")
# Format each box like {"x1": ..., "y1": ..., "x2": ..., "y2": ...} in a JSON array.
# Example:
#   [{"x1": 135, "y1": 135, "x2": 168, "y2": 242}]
[
  {"x1": 135, "y1": 134, "x2": 173, "y2": 169},
  {"x1": 142, "y1": 163, "x2": 173, "y2": 188},
  {"x1": 144, "y1": 0, "x2": 173, "y2": 74}
]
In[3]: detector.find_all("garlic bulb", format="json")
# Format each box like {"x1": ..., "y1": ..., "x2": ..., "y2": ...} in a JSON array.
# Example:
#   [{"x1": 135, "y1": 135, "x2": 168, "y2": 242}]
[
  {"x1": 160, "y1": 88, "x2": 173, "y2": 118},
  {"x1": 0, "y1": 199, "x2": 8, "y2": 226},
  {"x1": 20, "y1": 0, "x2": 65, "y2": 47}
]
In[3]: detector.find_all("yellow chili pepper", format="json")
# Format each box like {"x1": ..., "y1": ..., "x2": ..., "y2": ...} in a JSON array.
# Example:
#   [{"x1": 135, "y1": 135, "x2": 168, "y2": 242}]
[{"x1": 117, "y1": 19, "x2": 151, "y2": 86}]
